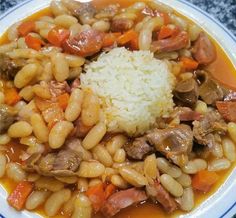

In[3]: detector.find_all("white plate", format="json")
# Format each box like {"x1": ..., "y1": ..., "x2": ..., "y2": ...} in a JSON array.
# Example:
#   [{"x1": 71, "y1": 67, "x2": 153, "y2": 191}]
[{"x1": 0, "y1": 0, "x2": 236, "y2": 218}]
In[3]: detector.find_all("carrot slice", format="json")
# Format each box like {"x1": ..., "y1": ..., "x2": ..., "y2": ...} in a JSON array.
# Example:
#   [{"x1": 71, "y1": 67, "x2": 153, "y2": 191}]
[
  {"x1": 130, "y1": 36, "x2": 139, "y2": 50},
  {"x1": 104, "y1": 184, "x2": 116, "y2": 199},
  {"x1": 57, "y1": 93, "x2": 70, "y2": 111},
  {"x1": 47, "y1": 27, "x2": 70, "y2": 47},
  {"x1": 25, "y1": 35, "x2": 44, "y2": 51},
  {"x1": 18, "y1": 21, "x2": 35, "y2": 37},
  {"x1": 103, "y1": 32, "x2": 121, "y2": 47},
  {"x1": 117, "y1": 30, "x2": 138, "y2": 45},
  {"x1": 7, "y1": 181, "x2": 33, "y2": 210},
  {"x1": 86, "y1": 183, "x2": 105, "y2": 212},
  {"x1": 158, "y1": 26, "x2": 175, "y2": 40},
  {"x1": 180, "y1": 57, "x2": 199, "y2": 71},
  {"x1": 192, "y1": 170, "x2": 219, "y2": 192},
  {"x1": 4, "y1": 88, "x2": 21, "y2": 105}
]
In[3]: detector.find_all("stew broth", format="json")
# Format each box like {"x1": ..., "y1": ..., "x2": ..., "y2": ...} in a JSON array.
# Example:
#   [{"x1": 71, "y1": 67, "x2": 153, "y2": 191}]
[{"x1": 0, "y1": 0, "x2": 236, "y2": 217}]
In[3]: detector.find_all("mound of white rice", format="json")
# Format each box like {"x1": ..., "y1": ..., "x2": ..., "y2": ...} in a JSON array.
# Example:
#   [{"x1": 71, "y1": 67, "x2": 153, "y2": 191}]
[{"x1": 80, "y1": 47, "x2": 175, "y2": 136}]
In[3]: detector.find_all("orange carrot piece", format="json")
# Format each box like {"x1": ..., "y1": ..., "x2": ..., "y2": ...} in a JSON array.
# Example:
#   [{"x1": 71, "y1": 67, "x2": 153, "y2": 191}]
[
  {"x1": 25, "y1": 35, "x2": 44, "y2": 51},
  {"x1": 103, "y1": 32, "x2": 121, "y2": 47},
  {"x1": 104, "y1": 184, "x2": 116, "y2": 199},
  {"x1": 180, "y1": 57, "x2": 199, "y2": 71},
  {"x1": 47, "y1": 27, "x2": 70, "y2": 47},
  {"x1": 192, "y1": 170, "x2": 219, "y2": 192},
  {"x1": 57, "y1": 93, "x2": 70, "y2": 111},
  {"x1": 18, "y1": 21, "x2": 35, "y2": 37},
  {"x1": 158, "y1": 26, "x2": 175, "y2": 40},
  {"x1": 4, "y1": 88, "x2": 21, "y2": 105},
  {"x1": 7, "y1": 181, "x2": 33, "y2": 210},
  {"x1": 86, "y1": 183, "x2": 105, "y2": 212},
  {"x1": 117, "y1": 30, "x2": 138, "y2": 45}
]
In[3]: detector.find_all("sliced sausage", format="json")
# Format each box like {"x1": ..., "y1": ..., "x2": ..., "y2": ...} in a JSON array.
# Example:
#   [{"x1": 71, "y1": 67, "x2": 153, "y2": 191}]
[
  {"x1": 146, "y1": 182, "x2": 177, "y2": 213},
  {"x1": 63, "y1": 29, "x2": 104, "y2": 57},
  {"x1": 111, "y1": 18, "x2": 134, "y2": 32},
  {"x1": 192, "y1": 32, "x2": 216, "y2": 65},
  {"x1": 101, "y1": 188, "x2": 147, "y2": 217},
  {"x1": 151, "y1": 31, "x2": 189, "y2": 53}
]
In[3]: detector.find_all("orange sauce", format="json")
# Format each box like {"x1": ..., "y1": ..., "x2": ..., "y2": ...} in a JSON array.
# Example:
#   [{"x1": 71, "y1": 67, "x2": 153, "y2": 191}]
[{"x1": 0, "y1": 1, "x2": 236, "y2": 218}]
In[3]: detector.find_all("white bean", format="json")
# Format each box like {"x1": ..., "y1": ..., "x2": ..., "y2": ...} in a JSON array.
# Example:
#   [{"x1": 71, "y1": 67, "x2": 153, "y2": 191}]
[
  {"x1": 31, "y1": 113, "x2": 49, "y2": 143},
  {"x1": 113, "y1": 149, "x2": 126, "y2": 163},
  {"x1": 35, "y1": 177, "x2": 64, "y2": 192},
  {"x1": 54, "y1": 15, "x2": 78, "y2": 28},
  {"x1": 176, "y1": 173, "x2": 192, "y2": 187},
  {"x1": 144, "y1": 154, "x2": 158, "y2": 181},
  {"x1": 49, "y1": 121, "x2": 74, "y2": 149},
  {"x1": 208, "y1": 158, "x2": 231, "y2": 172},
  {"x1": 111, "y1": 174, "x2": 128, "y2": 189},
  {"x1": 178, "y1": 187, "x2": 194, "y2": 211},
  {"x1": 6, "y1": 162, "x2": 27, "y2": 182},
  {"x1": 26, "y1": 190, "x2": 50, "y2": 210},
  {"x1": 51, "y1": 53, "x2": 69, "y2": 82},
  {"x1": 228, "y1": 122, "x2": 236, "y2": 143},
  {"x1": 182, "y1": 159, "x2": 207, "y2": 174},
  {"x1": 156, "y1": 157, "x2": 182, "y2": 178},
  {"x1": 119, "y1": 166, "x2": 147, "y2": 187},
  {"x1": 82, "y1": 122, "x2": 106, "y2": 150},
  {"x1": 0, "y1": 134, "x2": 11, "y2": 145},
  {"x1": 8, "y1": 121, "x2": 33, "y2": 138},
  {"x1": 0, "y1": 153, "x2": 7, "y2": 178},
  {"x1": 78, "y1": 161, "x2": 105, "y2": 178},
  {"x1": 160, "y1": 174, "x2": 183, "y2": 197},
  {"x1": 65, "y1": 89, "x2": 84, "y2": 122},
  {"x1": 222, "y1": 138, "x2": 236, "y2": 162},
  {"x1": 92, "y1": 144, "x2": 113, "y2": 167},
  {"x1": 106, "y1": 135, "x2": 128, "y2": 155},
  {"x1": 72, "y1": 194, "x2": 92, "y2": 218},
  {"x1": 14, "y1": 63, "x2": 38, "y2": 88},
  {"x1": 44, "y1": 189, "x2": 71, "y2": 216}
]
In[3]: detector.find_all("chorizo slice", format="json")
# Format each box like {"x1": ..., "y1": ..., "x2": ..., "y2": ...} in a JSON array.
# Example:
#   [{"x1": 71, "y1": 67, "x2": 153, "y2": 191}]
[
  {"x1": 63, "y1": 29, "x2": 104, "y2": 57},
  {"x1": 101, "y1": 188, "x2": 147, "y2": 217},
  {"x1": 192, "y1": 32, "x2": 216, "y2": 65},
  {"x1": 111, "y1": 18, "x2": 134, "y2": 32},
  {"x1": 151, "y1": 31, "x2": 189, "y2": 53}
]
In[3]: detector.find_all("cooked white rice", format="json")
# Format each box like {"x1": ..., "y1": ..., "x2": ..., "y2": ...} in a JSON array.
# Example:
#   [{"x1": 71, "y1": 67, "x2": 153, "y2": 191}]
[{"x1": 80, "y1": 47, "x2": 175, "y2": 136}]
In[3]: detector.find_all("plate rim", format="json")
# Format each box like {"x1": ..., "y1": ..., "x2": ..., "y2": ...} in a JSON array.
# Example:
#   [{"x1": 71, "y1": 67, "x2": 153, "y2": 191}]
[{"x1": 0, "y1": 0, "x2": 235, "y2": 218}]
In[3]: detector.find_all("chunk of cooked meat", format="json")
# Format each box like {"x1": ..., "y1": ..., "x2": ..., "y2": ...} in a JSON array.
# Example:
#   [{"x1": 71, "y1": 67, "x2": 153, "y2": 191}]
[
  {"x1": 0, "y1": 54, "x2": 23, "y2": 80},
  {"x1": 193, "y1": 110, "x2": 227, "y2": 146},
  {"x1": 24, "y1": 148, "x2": 81, "y2": 176},
  {"x1": 0, "y1": 104, "x2": 17, "y2": 134},
  {"x1": 124, "y1": 138, "x2": 154, "y2": 160},
  {"x1": 192, "y1": 32, "x2": 216, "y2": 65},
  {"x1": 174, "y1": 78, "x2": 199, "y2": 107},
  {"x1": 111, "y1": 18, "x2": 134, "y2": 32},
  {"x1": 216, "y1": 101, "x2": 236, "y2": 122},
  {"x1": 146, "y1": 124, "x2": 193, "y2": 156},
  {"x1": 171, "y1": 107, "x2": 201, "y2": 121},
  {"x1": 151, "y1": 31, "x2": 189, "y2": 53},
  {"x1": 195, "y1": 71, "x2": 224, "y2": 105},
  {"x1": 101, "y1": 188, "x2": 147, "y2": 217},
  {"x1": 63, "y1": 29, "x2": 104, "y2": 57},
  {"x1": 62, "y1": 1, "x2": 96, "y2": 25},
  {"x1": 53, "y1": 150, "x2": 80, "y2": 171},
  {"x1": 74, "y1": 118, "x2": 92, "y2": 138},
  {"x1": 95, "y1": 4, "x2": 120, "y2": 19},
  {"x1": 48, "y1": 80, "x2": 70, "y2": 97},
  {"x1": 75, "y1": 3, "x2": 96, "y2": 24},
  {"x1": 146, "y1": 182, "x2": 177, "y2": 213}
]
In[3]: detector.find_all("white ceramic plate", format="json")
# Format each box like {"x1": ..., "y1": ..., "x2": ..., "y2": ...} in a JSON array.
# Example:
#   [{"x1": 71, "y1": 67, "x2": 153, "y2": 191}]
[{"x1": 0, "y1": 0, "x2": 236, "y2": 218}]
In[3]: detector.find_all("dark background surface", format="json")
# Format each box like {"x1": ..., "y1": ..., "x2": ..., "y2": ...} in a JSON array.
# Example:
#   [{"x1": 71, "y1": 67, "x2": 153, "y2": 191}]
[{"x1": 0, "y1": 0, "x2": 236, "y2": 36}]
